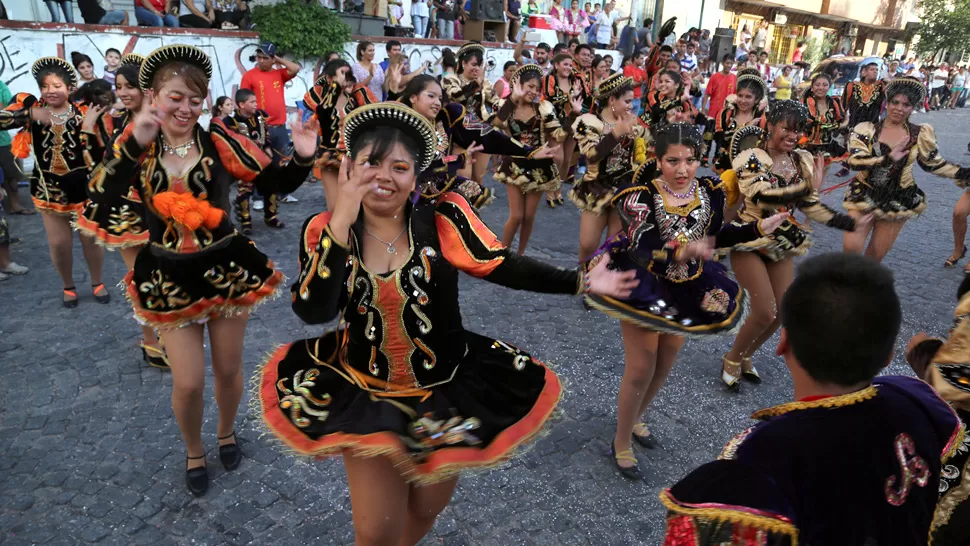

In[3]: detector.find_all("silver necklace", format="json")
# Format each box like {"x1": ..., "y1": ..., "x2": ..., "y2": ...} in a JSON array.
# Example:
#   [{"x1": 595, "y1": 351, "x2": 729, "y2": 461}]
[
  {"x1": 662, "y1": 180, "x2": 697, "y2": 200},
  {"x1": 161, "y1": 135, "x2": 196, "y2": 158},
  {"x1": 365, "y1": 227, "x2": 407, "y2": 254},
  {"x1": 46, "y1": 104, "x2": 73, "y2": 125}
]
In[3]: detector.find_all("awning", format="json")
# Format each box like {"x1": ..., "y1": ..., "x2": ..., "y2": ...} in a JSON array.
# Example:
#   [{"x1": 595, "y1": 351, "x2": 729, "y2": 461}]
[{"x1": 727, "y1": 0, "x2": 906, "y2": 31}]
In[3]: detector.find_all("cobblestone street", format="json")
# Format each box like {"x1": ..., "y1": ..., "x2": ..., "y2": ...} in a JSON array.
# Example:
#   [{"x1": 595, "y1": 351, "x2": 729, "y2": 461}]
[{"x1": 2, "y1": 108, "x2": 969, "y2": 545}]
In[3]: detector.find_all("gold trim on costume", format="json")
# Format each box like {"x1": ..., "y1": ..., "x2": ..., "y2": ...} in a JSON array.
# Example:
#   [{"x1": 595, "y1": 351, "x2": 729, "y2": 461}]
[
  {"x1": 659, "y1": 489, "x2": 799, "y2": 543},
  {"x1": 751, "y1": 386, "x2": 878, "y2": 419}
]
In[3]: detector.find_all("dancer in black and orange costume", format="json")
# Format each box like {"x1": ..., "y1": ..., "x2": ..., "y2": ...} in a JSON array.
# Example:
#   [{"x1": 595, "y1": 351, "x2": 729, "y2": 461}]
[
  {"x1": 542, "y1": 53, "x2": 584, "y2": 207},
  {"x1": 491, "y1": 64, "x2": 567, "y2": 254},
  {"x1": 840, "y1": 77, "x2": 970, "y2": 264},
  {"x1": 303, "y1": 58, "x2": 378, "y2": 208},
  {"x1": 88, "y1": 45, "x2": 318, "y2": 496},
  {"x1": 256, "y1": 101, "x2": 637, "y2": 546},
  {"x1": 571, "y1": 73, "x2": 650, "y2": 262},
  {"x1": 441, "y1": 43, "x2": 499, "y2": 187},
  {"x1": 223, "y1": 88, "x2": 284, "y2": 234},
  {"x1": 74, "y1": 53, "x2": 169, "y2": 368},
  {"x1": 0, "y1": 57, "x2": 108, "y2": 307},
  {"x1": 719, "y1": 100, "x2": 862, "y2": 391},
  {"x1": 801, "y1": 72, "x2": 847, "y2": 176},
  {"x1": 712, "y1": 68, "x2": 766, "y2": 173},
  {"x1": 643, "y1": 69, "x2": 698, "y2": 136}
]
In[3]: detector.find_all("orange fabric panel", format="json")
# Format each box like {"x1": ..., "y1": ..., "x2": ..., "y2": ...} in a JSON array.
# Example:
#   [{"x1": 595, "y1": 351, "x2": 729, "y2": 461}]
[{"x1": 435, "y1": 192, "x2": 505, "y2": 278}]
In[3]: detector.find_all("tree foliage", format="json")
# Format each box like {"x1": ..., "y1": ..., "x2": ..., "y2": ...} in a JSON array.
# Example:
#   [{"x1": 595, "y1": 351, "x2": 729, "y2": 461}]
[
  {"x1": 915, "y1": 0, "x2": 970, "y2": 56},
  {"x1": 252, "y1": 0, "x2": 352, "y2": 60}
]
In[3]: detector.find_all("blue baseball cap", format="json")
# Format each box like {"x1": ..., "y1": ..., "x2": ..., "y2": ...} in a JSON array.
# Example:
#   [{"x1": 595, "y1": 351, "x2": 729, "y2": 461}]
[{"x1": 256, "y1": 42, "x2": 278, "y2": 57}]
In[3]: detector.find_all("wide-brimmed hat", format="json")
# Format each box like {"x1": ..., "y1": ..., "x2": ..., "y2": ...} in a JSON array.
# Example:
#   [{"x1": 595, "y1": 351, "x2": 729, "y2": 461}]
[
  {"x1": 343, "y1": 102, "x2": 437, "y2": 172},
  {"x1": 139, "y1": 45, "x2": 213, "y2": 90},
  {"x1": 32, "y1": 57, "x2": 78, "y2": 88}
]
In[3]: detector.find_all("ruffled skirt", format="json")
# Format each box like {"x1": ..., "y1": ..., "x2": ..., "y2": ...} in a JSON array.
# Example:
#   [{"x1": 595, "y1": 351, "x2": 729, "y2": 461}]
[
  {"x1": 75, "y1": 186, "x2": 150, "y2": 249},
  {"x1": 494, "y1": 157, "x2": 560, "y2": 194},
  {"x1": 725, "y1": 218, "x2": 813, "y2": 262},
  {"x1": 257, "y1": 330, "x2": 561, "y2": 485},
  {"x1": 842, "y1": 176, "x2": 926, "y2": 220},
  {"x1": 124, "y1": 234, "x2": 284, "y2": 328},
  {"x1": 30, "y1": 168, "x2": 88, "y2": 216},
  {"x1": 570, "y1": 173, "x2": 632, "y2": 215}
]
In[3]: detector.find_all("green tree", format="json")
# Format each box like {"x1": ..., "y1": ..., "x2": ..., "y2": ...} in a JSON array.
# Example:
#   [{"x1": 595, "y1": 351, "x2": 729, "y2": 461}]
[
  {"x1": 252, "y1": 0, "x2": 352, "y2": 60},
  {"x1": 915, "y1": 0, "x2": 970, "y2": 57}
]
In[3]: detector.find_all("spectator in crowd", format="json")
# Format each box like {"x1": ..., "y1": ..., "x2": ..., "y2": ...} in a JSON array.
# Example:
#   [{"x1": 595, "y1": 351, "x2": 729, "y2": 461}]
[
  {"x1": 0, "y1": 183, "x2": 29, "y2": 281},
  {"x1": 703, "y1": 54, "x2": 735, "y2": 119},
  {"x1": 623, "y1": 50, "x2": 648, "y2": 113},
  {"x1": 240, "y1": 41, "x2": 302, "y2": 165},
  {"x1": 792, "y1": 41, "x2": 806, "y2": 63},
  {"x1": 881, "y1": 59, "x2": 900, "y2": 81},
  {"x1": 350, "y1": 41, "x2": 385, "y2": 103},
  {"x1": 135, "y1": 0, "x2": 179, "y2": 26},
  {"x1": 792, "y1": 60, "x2": 809, "y2": 88},
  {"x1": 931, "y1": 63, "x2": 949, "y2": 110},
  {"x1": 71, "y1": 52, "x2": 98, "y2": 85},
  {"x1": 637, "y1": 18, "x2": 654, "y2": 53},
  {"x1": 412, "y1": 0, "x2": 430, "y2": 38},
  {"x1": 178, "y1": 0, "x2": 216, "y2": 28},
  {"x1": 45, "y1": 0, "x2": 76, "y2": 22},
  {"x1": 735, "y1": 34, "x2": 750, "y2": 60},
  {"x1": 752, "y1": 19, "x2": 768, "y2": 51},
  {"x1": 549, "y1": 0, "x2": 566, "y2": 44},
  {"x1": 494, "y1": 61, "x2": 516, "y2": 98},
  {"x1": 520, "y1": 0, "x2": 540, "y2": 38},
  {"x1": 213, "y1": 95, "x2": 234, "y2": 119},
  {"x1": 593, "y1": 1, "x2": 627, "y2": 48},
  {"x1": 738, "y1": 23, "x2": 751, "y2": 44},
  {"x1": 505, "y1": 0, "x2": 522, "y2": 42},
  {"x1": 78, "y1": 0, "x2": 128, "y2": 25},
  {"x1": 697, "y1": 29, "x2": 711, "y2": 72},
  {"x1": 212, "y1": 0, "x2": 249, "y2": 29},
  {"x1": 434, "y1": 0, "x2": 457, "y2": 39},
  {"x1": 680, "y1": 42, "x2": 698, "y2": 75},
  {"x1": 773, "y1": 64, "x2": 793, "y2": 100},
  {"x1": 956, "y1": 66, "x2": 969, "y2": 108},
  {"x1": 101, "y1": 48, "x2": 121, "y2": 88},
  {"x1": 562, "y1": 0, "x2": 589, "y2": 46},
  {"x1": 0, "y1": 80, "x2": 30, "y2": 216},
  {"x1": 756, "y1": 50, "x2": 771, "y2": 80},
  {"x1": 379, "y1": 41, "x2": 430, "y2": 100}
]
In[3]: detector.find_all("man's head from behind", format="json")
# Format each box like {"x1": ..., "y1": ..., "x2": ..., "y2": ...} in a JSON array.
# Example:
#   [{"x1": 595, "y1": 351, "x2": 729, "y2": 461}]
[{"x1": 778, "y1": 253, "x2": 901, "y2": 389}]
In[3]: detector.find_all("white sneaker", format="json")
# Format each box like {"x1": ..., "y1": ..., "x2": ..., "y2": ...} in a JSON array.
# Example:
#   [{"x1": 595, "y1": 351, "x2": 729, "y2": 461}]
[
  {"x1": 282, "y1": 195, "x2": 299, "y2": 203},
  {"x1": 0, "y1": 271, "x2": 8, "y2": 281},
  {"x1": 253, "y1": 199, "x2": 264, "y2": 211},
  {"x1": 0, "y1": 262, "x2": 27, "y2": 275}
]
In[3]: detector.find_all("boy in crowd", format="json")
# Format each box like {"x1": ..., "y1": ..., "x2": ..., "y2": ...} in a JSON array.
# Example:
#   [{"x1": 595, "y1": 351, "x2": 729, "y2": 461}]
[
  {"x1": 223, "y1": 89, "x2": 283, "y2": 234},
  {"x1": 662, "y1": 253, "x2": 965, "y2": 545},
  {"x1": 102, "y1": 48, "x2": 121, "y2": 88}
]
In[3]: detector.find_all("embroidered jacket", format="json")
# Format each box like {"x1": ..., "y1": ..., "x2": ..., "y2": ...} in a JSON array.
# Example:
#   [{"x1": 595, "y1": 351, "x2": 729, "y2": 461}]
[
  {"x1": 223, "y1": 110, "x2": 270, "y2": 150},
  {"x1": 842, "y1": 80, "x2": 886, "y2": 126},
  {"x1": 441, "y1": 74, "x2": 498, "y2": 121},
  {"x1": 0, "y1": 93, "x2": 88, "y2": 175},
  {"x1": 802, "y1": 95, "x2": 845, "y2": 147},
  {"x1": 304, "y1": 80, "x2": 378, "y2": 158},
  {"x1": 847, "y1": 122, "x2": 970, "y2": 192}
]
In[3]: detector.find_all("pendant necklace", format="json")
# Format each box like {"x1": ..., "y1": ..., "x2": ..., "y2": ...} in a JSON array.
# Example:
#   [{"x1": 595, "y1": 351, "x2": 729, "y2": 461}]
[
  {"x1": 161, "y1": 135, "x2": 197, "y2": 158},
  {"x1": 46, "y1": 104, "x2": 73, "y2": 125},
  {"x1": 365, "y1": 227, "x2": 407, "y2": 254},
  {"x1": 662, "y1": 180, "x2": 697, "y2": 200}
]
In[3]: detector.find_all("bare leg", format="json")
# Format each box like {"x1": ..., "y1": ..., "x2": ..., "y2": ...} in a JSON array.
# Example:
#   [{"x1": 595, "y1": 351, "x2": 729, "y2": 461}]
[
  {"x1": 743, "y1": 258, "x2": 794, "y2": 358},
  {"x1": 471, "y1": 153, "x2": 491, "y2": 186},
  {"x1": 842, "y1": 209, "x2": 874, "y2": 254},
  {"x1": 502, "y1": 186, "x2": 525, "y2": 248},
  {"x1": 636, "y1": 333, "x2": 685, "y2": 416},
  {"x1": 516, "y1": 192, "x2": 543, "y2": 255},
  {"x1": 950, "y1": 191, "x2": 970, "y2": 262},
  {"x1": 0, "y1": 244, "x2": 9, "y2": 269},
  {"x1": 40, "y1": 212, "x2": 75, "y2": 289},
  {"x1": 344, "y1": 454, "x2": 410, "y2": 546},
  {"x1": 120, "y1": 246, "x2": 159, "y2": 347},
  {"x1": 613, "y1": 322, "x2": 659, "y2": 467},
  {"x1": 578, "y1": 210, "x2": 609, "y2": 262},
  {"x1": 78, "y1": 233, "x2": 104, "y2": 287},
  {"x1": 207, "y1": 313, "x2": 249, "y2": 442},
  {"x1": 864, "y1": 219, "x2": 907, "y2": 263},
  {"x1": 724, "y1": 252, "x2": 778, "y2": 362},
  {"x1": 158, "y1": 324, "x2": 207, "y2": 467},
  {"x1": 399, "y1": 477, "x2": 460, "y2": 546}
]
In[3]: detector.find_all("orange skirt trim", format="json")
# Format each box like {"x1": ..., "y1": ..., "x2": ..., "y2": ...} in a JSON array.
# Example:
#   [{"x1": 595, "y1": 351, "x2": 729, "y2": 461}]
[
  {"x1": 31, "y1": 197, "x2": 84, "y2": 216},
  {"x1": 258, "y1": 343, "x2": 563, "y2": 485},
  {"x1": 123, "y1": 264, "x2": 285, "y2": 329},
  {"x1": 74, "y1": 214, "x2": 150, "y2": 249}
]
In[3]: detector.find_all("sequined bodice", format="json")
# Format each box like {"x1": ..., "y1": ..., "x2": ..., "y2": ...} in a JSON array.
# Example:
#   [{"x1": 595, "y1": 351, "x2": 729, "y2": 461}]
[
  {"x1": 33, "y1": 108, "x2": 87, "y2": 176},
  {"x1": 508, "y1": 111, "x2": 542, "y2": 148}
]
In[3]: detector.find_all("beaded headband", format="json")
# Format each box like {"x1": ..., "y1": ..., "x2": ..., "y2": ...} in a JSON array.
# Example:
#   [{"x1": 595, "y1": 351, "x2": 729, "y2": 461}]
[
  {"x1": 511, "y1": 63, "x2": 543, "y2": 85},
  {"x1": 457, "y1": 42, "x2": 486, "y2": 60},
  {"x1": 657, "y1": 122, "x2": 703, "y2": 144},
  {"x1": 736, "y1": 72, "x2": 768, "y2": 99},
  {"x1": 121, "y1": 53, "x2": 146, "y2": 68},
  {"x1": 139, "y1": 45, "x2": 213, "y2": 90},
  {"x1": 343, "y1": 102, "x2": 437, "y2": 172},
  {"x1": 885, "y1": 76, "x2": 927, "y2": 105},
  {"x1": 596, "y1": 73, "x2": 633, "y2": 99},
  {"x1": 32, "y1": 57, "x2": 78, "y2": 88}
]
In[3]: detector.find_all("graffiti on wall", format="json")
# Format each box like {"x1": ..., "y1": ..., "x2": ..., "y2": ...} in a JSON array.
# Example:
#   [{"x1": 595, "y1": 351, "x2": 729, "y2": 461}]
[{"x1": 1, "y1": 27, "x2": 518, "y2": 115}]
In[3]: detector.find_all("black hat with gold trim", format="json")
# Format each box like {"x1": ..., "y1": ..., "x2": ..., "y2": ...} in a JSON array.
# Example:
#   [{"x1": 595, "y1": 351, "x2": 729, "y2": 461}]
[
  {"x1": 121, "y1": 53, "x2": 145, "y2": 68},
  {"x1": 595, "y1": 72, "x2": 633, "y2": 99},
  {"x1": 343, "y1": 102, "x2": 437, "y2": 172},
  {"x1": 31, "y1": 57, "x2": 78, "y2": 88},
  {"x1": 139, "y1": 45, "x2": 213, "y2": 90},
  {"x1": 456, "y1": 42, "x2": 486, "y2": 60},
  {"x1": 885, "y1": 76, "x2": 927, "y2": 106},
  {"x1": 736, "y1": 68, "x2": 768, "y2": 99},
  {"x1": 511, "y1": 63, "x2": 543, "y2": 84}
]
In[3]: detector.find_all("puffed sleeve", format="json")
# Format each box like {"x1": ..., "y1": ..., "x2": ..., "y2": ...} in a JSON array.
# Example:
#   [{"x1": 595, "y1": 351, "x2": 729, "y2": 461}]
[
  {"x1": 792, "y1": 150, "x2": 856, "y2": 230},
  {"x1": 443, "y1": 102, "x2": 536, "y2": 159},
  {"x1": 291, "y1": 212, "x2": 352, "y2": 324},
  {"x1": 846, "y1": 122, "x2": 889, "y2": 170},
  {"x1": 441, "y1": 74, "x2": 481, "y2": 104},
  {"x1": 80, "y1": 111, "x2": 115, "y2": 167},
  {"x1": 573, "y1": 114, "x2": 618, "y2": 164},
  {"x1": 916, "y1": 124, "x2": 970, "y2": 186},
  {"x1": 539, "y1": 100, "x2": 567, "y2": 143},
  {"x1": 732, "y1": 148, "x2": 814, "y2": 204},
  {"x1": 209, "y1": 118, "x2": 314, "y2": 196},
  {"x1": 704, "y1": 178, "x2": 763, "y2": 247},
  {"x1": 0, "y1": 92, "x2": 34, "y2": 131},
  {"x1": 612, "y1": 185, "x2": 677, "y2": 271},
  {"x1": 435, "y1": 192, "x2": 581, "y2": 294},
  {"x1": 922, "y1": 293, "x2": 970, "y2": 415}
]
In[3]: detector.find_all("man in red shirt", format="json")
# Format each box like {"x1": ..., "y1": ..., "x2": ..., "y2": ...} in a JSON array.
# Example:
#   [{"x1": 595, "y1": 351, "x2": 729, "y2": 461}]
[
  {"x1": 623, "y1": 51, "x2": 648, "y2": 115},
  {"x1": 702, "y1": 54, "x2": 736, "y2": 166},
  {"x1": 239, "y1": 42, "x2": 302, "y2": 166}
]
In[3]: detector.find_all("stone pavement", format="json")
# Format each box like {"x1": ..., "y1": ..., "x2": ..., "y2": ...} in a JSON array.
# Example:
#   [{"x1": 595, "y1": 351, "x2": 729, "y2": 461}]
[{"x1": 2, "y1": 108, "x2": 969, "y2": 545}]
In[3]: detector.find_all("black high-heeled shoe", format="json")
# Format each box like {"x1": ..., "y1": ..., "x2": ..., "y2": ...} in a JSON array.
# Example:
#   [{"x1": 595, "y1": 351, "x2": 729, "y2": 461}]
[
  {"x1": 185, "y1": 455, "x2": 208, "y2": 497},
  {"x1": 62, "y1": 287, "x2": 78, "y2": 309},
  {"x1": 92, "y1": 283, "x2": 111, "y2": 304},
  {"x1": 610, "y1": 440, "x2": 643, "y2": 480},
  {"x1": 218, "y1": 431, "x2": 242, "y2": 471},
  {"x1": 546, "y1": 197, "x2": 556, "y2": 208},
  {"x1": 632, "y1": 423, "x2": 659, "y2": 449},
  {"x1": 140, "y1": 343, "x2": 170, "y2": 370}
]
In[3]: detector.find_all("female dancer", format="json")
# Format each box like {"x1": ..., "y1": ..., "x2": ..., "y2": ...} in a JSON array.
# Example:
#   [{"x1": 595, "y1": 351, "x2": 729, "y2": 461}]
[
  {"x1": 720, "y1": 100, "x2": 861, "y2": 390},
  {"x1": 304, "y1": 58, "x2": 377, "y2": 208},
  {"x1": 88, "y1": 45, "x2": 317, "y2": 496},
  {"x1": 75, "y1": 54, "x2": 168, "y2": 368},
  {"x1": 839, "y1": 77, "x2": 970, "y2": 264},
  {"x1": 571, "y1": 73, "x2": 648, "y2": 261},
  {"x1": 542, "y1": 53, "x2": 582, "y2": 207},
  {"x1": 491, "y1": 65, "x2": 569, "y2": 254},
  {"x1": 802, "y1": 73, "x2": 847, "y2": 172},
  {"x1": 0, "y1": 57, "x2": 107, "y2": 307},
  {"x1": 256, "y1": 101, "x2": 637, "y2": 546},
  {"x1": 643, "y1": 69, "x2": 697, "y2": 134},
  {"x1": 712, "y1": 68, "x2": 766, "y2": 173},
  {"x1": 585, "y1": 124, "x2": 788, "y2": 479},
  {"x1": 401, "y1": 74, "x2": 543, "y2": 208},
  {"x1": 441, "y1": 43, "x2": 497, "y2": 187}
]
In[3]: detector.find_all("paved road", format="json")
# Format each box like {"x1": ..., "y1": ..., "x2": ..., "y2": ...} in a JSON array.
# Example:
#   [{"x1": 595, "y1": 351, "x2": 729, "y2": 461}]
[{"x1": 2, "y1": 108, "x2": 969, "y2": 545}]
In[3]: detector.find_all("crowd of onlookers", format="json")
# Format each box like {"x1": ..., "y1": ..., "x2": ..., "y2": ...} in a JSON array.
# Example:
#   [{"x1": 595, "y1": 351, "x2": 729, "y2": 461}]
[{"x1": 0, "y1": 0, "x2": 252, "y2": 29}]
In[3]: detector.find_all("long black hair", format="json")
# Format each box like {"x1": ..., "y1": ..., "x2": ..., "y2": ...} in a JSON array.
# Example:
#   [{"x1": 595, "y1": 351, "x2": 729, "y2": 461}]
[
  {"x1": 456, "y1": 47, "x2": 483, "y2": 76},
  {"x1": 400, "y1": 74, "x2": 440, "y2": 109},
  {"x1": 349, "y1": 126, "x2": 421, "y2": 168},
  {"x1": 70, "y1": 51, "x2": 93, "y2": 72},
  {"x1": 324, "y1": 58, "x2": 351, "y2": 79},
  {"x1": 766, "y1": 99, "x2": 810, "y2": 132},
  {"x1": 655, "y1": 123, "x2": 703, "y2": 157},
  {"x1": 71, "y1": 79, "x2": 114, "y2": 107},
  {"x1": 115, "y1": 64, "x2": 141, "y2": 90},
  {"x1": 802, "y1": 72, "x2": 833, "y2": 100}
]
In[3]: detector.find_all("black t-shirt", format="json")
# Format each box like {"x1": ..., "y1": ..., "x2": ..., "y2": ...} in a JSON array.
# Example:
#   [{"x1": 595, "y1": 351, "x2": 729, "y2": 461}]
[
  {"x1": 435, "y1": 0, "x2": 457, "y2": 21},
  {"x1": 77, "y1": 0, "x2": 106, "y2": 24}
]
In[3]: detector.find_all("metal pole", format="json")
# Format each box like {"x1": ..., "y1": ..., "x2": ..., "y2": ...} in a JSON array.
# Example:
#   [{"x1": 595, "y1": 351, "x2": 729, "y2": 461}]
[{"x1": 698, "y1": 0, "x2": 705, "y2": 29}]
